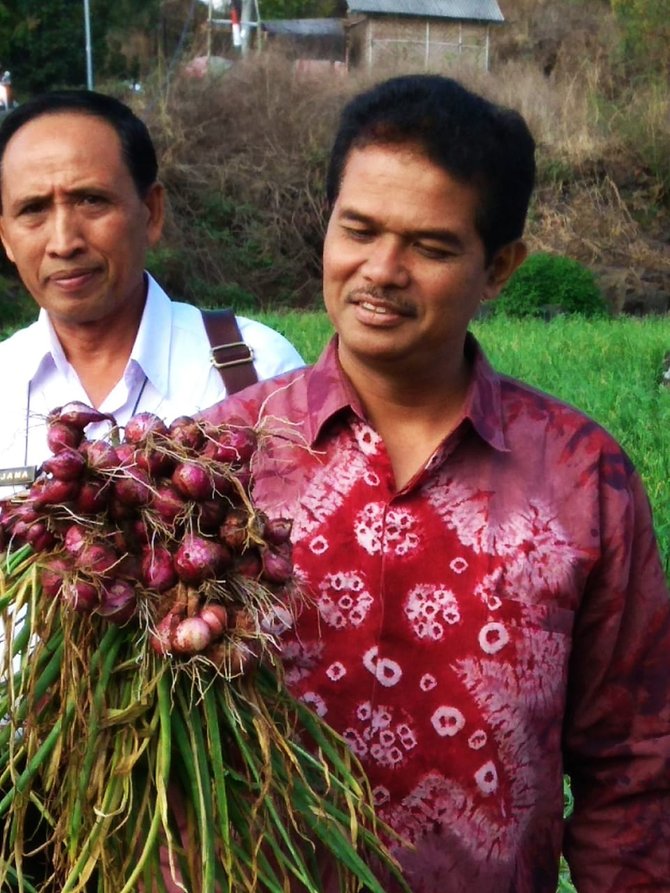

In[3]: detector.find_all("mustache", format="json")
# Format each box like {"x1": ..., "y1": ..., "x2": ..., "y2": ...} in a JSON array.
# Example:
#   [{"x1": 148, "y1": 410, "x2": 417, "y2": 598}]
[{"x1": 346, "y1": 287, "x2": 416, "y2": 316}]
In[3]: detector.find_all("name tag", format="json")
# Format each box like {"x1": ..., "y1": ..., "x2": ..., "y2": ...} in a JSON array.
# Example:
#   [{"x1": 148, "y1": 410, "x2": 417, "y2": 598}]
[{"x1": 0, "y1": 466, "x2": 37, "y2": 486}]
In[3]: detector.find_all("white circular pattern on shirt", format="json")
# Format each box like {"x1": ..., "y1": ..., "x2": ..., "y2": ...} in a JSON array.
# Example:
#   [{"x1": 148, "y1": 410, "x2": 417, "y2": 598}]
[
  {"x1": 318, "y1": 571, "x2": 373, "y2": 628},
  {"x1": 326, "y1": 661, "x2": 346, "y2": 682},
  {"x1": 384, "y1": 507, "x2": 421, "y2": 556},
  {"x1": 449, "y1": 557, "x2": 469, "y2": 574},
  {"x1": 309, "y1": 535, "x2": 328, "y2": 555},
  {"x1": 363, "y1": 470, "x2": 380, "y2": 486},
  {"x1": 350, "y1": 703, "x2": 418, "y2": 769},
  {"x1": 363, "y1": 646, "x2": 403, "y2": 687},
  {"x1": 431, "y1": 706, "x2": 466, "y2": 737},
  {"x1": 370, "y1": 705, "x2": 392, "y2": 732},
  {"x1": 355, "y1": 503, "x2": 385, "y2": 554},
  {"x1": 475, "y1": 760, "x2": 499, "y2": 795},
  {"x1": 396, "y1": 723, "x2": 417, "y2": 750},
  {"x1": 301, "y1": 691, "x2": 327, "y2": 717},
  {"x1": 370, "y1": 742, "x2": 405, "y2": 767},
  {"x1": 478, "y1": 621, "x2": 509, "y2": 654},
  {"x1": 354, "y1": 503, "x2": 420, "y2": 557},
  {"x1": 356, "y1": 701, "x2": 372, "y2": 722},
  {"x1": 419, "y1": 673, "x2": 437, "y2": 691},
  {"x1": 373, "y1": 786, "x2": 390, "y2": 807},
  {"x1": 353, "y1": 423, "x2": 383, "y2": 455},
  {"x1": 343, "y1": 727, "x2": 368, "y2": 758},
  {"x1": 404, "y1": 584, "x2": 461, "y2": 640},
  {"x1": 468, "y1": 729, "x2": 487, "y2": 750}
]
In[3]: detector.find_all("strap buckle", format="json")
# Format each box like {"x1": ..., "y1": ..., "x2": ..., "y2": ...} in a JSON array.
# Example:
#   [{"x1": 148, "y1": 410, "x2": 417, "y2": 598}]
[{"x1": 209, "y1": 341, "x2": 255, "y2": 370}]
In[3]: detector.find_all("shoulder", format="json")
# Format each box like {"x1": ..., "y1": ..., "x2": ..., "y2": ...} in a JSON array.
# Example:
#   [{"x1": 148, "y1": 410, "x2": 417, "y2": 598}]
[
  {"x1": 235, "y1": 316, "x2": 305, "y2": 377},
  {"x1": 201, "y1": 365, "x2": 311, "y2": 428},
  {"x1": 498, "y1": 372, "x2": 636, "y2": 482},
  {"x1": 153, "y1": 294, "x2": 304, "y2": 376},
  {"x1": 0, "y1": 322, "x2": 40, "y2": 365}
]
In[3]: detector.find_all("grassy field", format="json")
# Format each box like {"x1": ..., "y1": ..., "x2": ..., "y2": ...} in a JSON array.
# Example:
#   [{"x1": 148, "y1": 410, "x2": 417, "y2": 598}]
[{"x1": 255, "y1": 312, "x2": 670, "y2": 576}]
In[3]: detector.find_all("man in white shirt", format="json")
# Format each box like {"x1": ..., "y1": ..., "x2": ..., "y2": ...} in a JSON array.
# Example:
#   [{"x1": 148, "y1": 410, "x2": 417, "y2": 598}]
[{"x1": 0, "y1": 90, "x2": 304, "y2": 495}]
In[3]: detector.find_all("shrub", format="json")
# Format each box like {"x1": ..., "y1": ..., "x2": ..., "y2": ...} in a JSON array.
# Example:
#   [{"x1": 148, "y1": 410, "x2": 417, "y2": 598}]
[
  {"x1": 0, "y1": 270, "x2": 35, "y2": 339},
  {"x1": 494, "y1": 252, "x2": 608, "y2": 319}
]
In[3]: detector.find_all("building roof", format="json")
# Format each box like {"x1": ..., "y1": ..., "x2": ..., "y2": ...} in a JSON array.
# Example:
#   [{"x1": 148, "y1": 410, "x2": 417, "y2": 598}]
[
  {"x1": 346, "y1": 0, "x2": 504, "y2": 22},
  {"x1": 262, "y1": 18, "x2": 345, "y2": 37}
]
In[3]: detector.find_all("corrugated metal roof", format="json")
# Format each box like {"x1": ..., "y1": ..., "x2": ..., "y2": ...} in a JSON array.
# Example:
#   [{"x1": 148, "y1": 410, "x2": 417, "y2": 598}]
[
  {"x1": 346, "y1": 0, "x2": 504, "y2": 22},
  {"x1": 262, "y1": 18, "x2": 344, "y2": 36}
]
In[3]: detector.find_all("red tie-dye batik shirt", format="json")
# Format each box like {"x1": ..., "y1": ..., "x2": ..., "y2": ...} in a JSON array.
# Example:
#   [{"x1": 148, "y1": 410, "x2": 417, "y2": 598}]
[{"x1": 205, "y1": 336, "x2": 670, "y2": 893}]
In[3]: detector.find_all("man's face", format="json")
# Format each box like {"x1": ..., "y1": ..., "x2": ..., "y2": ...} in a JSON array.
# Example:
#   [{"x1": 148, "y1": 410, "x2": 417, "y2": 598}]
[
  {"x1": 0, "y1": 112, "x2": 163, "y2": 328},
  {"x1": 323, "y1": 144, "x2": 523, "y2": 376}
]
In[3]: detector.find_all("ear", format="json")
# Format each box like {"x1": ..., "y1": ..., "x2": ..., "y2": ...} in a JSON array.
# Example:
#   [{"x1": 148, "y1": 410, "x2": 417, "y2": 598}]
[
  {"x1": 482, "y1": 240, "x2": 527, "y2": 303},
  {"x1": 0, "y1": 217, "x2": 16, "y2": 264},
  {"x1": 143, "y1": 181, "x2": 165, "y2": 248}
]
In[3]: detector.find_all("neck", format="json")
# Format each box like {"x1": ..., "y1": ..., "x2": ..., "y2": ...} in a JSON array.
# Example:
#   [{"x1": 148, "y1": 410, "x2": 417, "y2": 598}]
[
  {"x1": 339, "y1": 343, "x2": 472, "y2": 490},
  {"x1": 50, "y1": 299, "x2": 146, "y2": 409}
]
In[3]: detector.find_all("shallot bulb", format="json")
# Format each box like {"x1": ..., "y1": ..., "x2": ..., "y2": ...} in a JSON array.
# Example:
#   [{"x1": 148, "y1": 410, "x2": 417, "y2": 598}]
[
  {"x1": 51, "y1": 401, "x2": 114, "y2": 429},
  {"x1": 41, "y1": 447, "x2": 87, "y2": 481},
  {"x1": 171, "y1": 616, "x2": 213, "y2": 655},
  {"x1": 168, "y1": 416, "x2": 205, "y2": 452},
  {"x1": 46, "y1": 421, "x2": 84, "y2": 454},
  {"x1": 98, "y1": 579, "x2": 137, "y2": 624},
  {"x1": 141, "y1": 545, "x2": 177, "y2": 592},
  {"x1": 199, "y1": 603, "x2": 229, "y2": 637},
  {"x1": 149, "y1": 610, "x2": 181, "y2": 656},
  {"x1": 261, "y1": 546, "x2": 292, "y2": 584},
  {"x1": 61, "y1": 579, "x2": 99, "y2": 613},
  {"x1": 123, "y1": 412, "x2": 168, "y2": 444},
  {"x1": 172, "y1": 462, "x2": 215, "y2": 502},
  {"x1": 113, "y1": 467, "x2": 153, "y2": 507},
  {"x1": 174, "y1": 534, "x2": 232, "y2": 586}
]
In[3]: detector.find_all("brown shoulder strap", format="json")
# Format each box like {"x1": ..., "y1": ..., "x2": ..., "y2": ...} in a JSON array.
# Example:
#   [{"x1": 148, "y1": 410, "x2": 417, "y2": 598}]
[{"x1": 201, "y1": 309, "x2": 259, "y2": 395}]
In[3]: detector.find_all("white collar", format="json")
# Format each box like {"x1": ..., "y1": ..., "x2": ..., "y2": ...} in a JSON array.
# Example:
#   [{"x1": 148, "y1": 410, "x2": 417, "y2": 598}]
[{"x1": 129, "y1": 273, "x2": 173, "y2": 399}]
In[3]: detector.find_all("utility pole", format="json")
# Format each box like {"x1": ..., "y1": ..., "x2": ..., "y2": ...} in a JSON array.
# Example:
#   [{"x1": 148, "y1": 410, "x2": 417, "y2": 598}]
[{"x1": 83, "y1": 0, "x2": 94, "y2": 89}]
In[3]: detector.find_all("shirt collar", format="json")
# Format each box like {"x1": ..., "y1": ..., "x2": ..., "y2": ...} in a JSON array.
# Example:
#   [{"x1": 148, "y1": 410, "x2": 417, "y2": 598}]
[
  {"x1": 128, "y1": 273, "x2": 172, "y2": 399},
  {"x1": 26, "y1": 312, "x2": 61, "y2": 381},
  {"x1": 304, "y1": 333, "x2": 508, "y2": 453}
]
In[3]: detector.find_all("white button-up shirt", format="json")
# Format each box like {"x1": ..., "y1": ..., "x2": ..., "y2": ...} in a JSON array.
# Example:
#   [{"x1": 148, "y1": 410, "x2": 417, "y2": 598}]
[{"x1": 0, "y1": 274, "x2": 304, "y2": 495}]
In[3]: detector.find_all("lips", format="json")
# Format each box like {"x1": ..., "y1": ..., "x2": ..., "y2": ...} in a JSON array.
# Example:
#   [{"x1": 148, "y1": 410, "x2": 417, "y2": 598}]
[
  {"x1": 359, "y1": 300, "x2": 394, "y2": 315},
  {"x1": 347, "y1": 288, "x2": 415, "y2": 318},
  {"x1": 47, "y1": 268, "x2": 100, "y2": 291}
]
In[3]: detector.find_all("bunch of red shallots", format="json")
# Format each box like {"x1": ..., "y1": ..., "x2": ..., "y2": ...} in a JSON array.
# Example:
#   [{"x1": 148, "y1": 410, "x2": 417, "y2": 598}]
[{"x1": 1, "y1": 401, "x2": 293, "y2": 675}]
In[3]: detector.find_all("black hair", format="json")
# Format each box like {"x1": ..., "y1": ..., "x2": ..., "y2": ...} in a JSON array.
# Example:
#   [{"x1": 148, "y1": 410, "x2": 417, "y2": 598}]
[
  {"x1": 326, "y1": 74, "x2": 536, "y2": 262},
  {"x1": 0, "y1": 89, "x2": 157, "y2": 199}
]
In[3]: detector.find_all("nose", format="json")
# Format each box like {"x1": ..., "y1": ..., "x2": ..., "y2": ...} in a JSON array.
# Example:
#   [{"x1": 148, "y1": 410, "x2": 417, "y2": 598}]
[
  {"x1": 45, "y1": 204, "x2": 85, "y2": 257},
  {"x1": 361, "y1": 237, "x2": 410, "y2": 288}
]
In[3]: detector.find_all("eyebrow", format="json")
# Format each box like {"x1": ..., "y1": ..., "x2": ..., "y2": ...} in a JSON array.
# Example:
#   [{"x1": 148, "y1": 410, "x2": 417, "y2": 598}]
[
  {"x1": 10, "y1": 184, "x2": 110, "y2": 210},
  {"x1": 337, "y1": 208, "x2": 466, "y2": 250}
]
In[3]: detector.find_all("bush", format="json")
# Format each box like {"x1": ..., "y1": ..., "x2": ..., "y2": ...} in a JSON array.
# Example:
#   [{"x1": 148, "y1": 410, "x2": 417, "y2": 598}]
[
  {"x1": 494, "y1": 252, "x2": 608, "y2": 319},
  {"x1": 0, "y1": 270, "x2": 35, "y2": 339}
]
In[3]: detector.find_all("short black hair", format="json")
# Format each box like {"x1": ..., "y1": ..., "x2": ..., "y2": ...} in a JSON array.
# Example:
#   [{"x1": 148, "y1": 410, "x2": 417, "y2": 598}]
[
  {"x1": 0, "y1": 90, "x2": 157, "y2": 199},
  {"x1": 326, "y1": 75, "x2": 536, "y2": 262}
]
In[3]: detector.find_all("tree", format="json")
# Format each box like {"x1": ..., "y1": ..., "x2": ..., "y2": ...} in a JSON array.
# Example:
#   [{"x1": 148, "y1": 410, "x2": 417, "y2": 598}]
[
  {"x1": 0, "y1": 0, "x2": 163, "y2": 96},
  {"x1": 610, "y1": 0, "x2": 670, "y2": 76}
]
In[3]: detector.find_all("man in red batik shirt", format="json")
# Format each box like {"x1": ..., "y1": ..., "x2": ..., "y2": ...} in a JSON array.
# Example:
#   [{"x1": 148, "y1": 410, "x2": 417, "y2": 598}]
[{"x1": 205, "y1": 75, "x2": 670, "y2": 892}]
